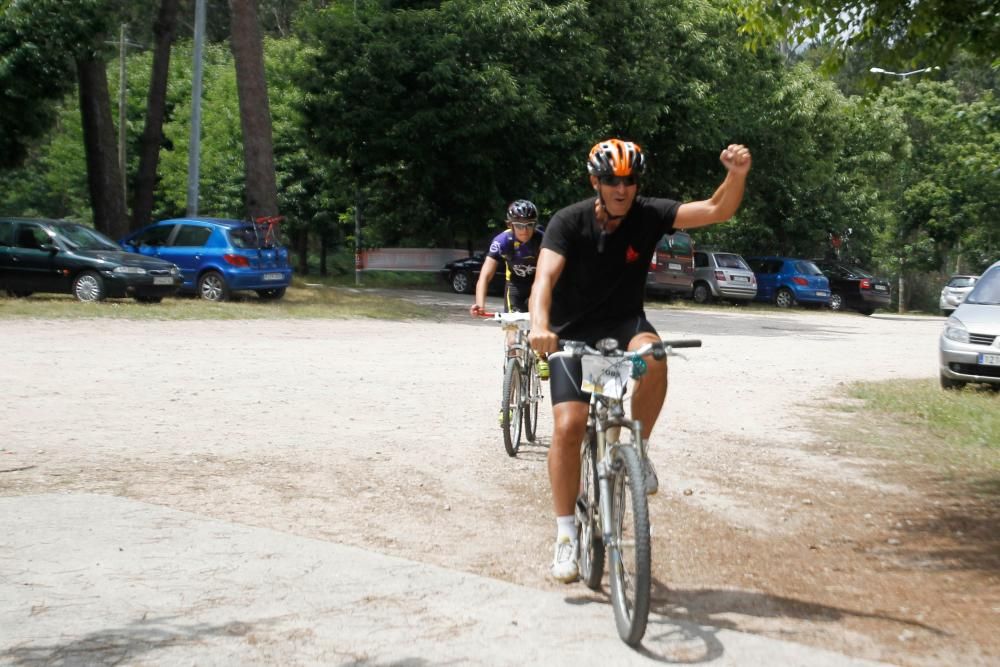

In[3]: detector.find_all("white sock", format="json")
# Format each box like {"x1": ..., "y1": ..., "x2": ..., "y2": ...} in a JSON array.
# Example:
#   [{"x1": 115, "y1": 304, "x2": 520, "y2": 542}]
[{"x1": 556, "y1": 515, "x2": 577, "y2": 542}]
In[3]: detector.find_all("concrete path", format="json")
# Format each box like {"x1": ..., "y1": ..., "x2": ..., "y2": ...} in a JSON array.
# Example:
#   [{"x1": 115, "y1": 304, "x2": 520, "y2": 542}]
[{"x1": 0, "y1": 494, "x2": 892, "y2": 666}]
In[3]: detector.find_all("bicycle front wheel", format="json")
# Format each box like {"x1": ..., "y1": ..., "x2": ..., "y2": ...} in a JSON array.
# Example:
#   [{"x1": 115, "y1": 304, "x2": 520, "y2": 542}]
[
  {"x1": 608, "y1": 445, "x2": 651, "y2": 646},
  {"x1": 576, "y1": 427, "x2": 604, "y2": 590},
  {"x1": 501, "y1": 358, "x2": 523, "y2": 456},
  {"x1": 523, "y1": 359, "x2": 541, "y2": 442}
]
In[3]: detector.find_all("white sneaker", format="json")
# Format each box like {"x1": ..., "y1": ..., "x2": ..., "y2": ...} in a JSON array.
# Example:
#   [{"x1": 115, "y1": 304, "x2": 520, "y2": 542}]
[
  {"x1": 550, "y1": 535, "x2": 579, "y2": 583},
  {"x1": 644, "y1": 458, "x2": 659, "y2": 496}
]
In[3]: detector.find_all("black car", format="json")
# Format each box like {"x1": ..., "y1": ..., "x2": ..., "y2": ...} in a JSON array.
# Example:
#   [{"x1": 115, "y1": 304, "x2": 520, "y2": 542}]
[
  {"x1": 812, "y1": 259, "x2": 891, "y2": 315},
  {"x1": 0, "y1": 217, "x2": 182, "y2": 302},
  {"x1": 441, "y1": 251, "x2": 504, "y2": 295}
]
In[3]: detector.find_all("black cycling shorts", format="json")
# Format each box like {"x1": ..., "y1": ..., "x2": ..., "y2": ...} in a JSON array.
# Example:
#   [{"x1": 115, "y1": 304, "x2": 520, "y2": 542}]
[
  {"x1": 548, "y1": 315, "x2": 659, "y2": 405},
  {"x1": 505, "y1": 282, "x2": 530, "y2": 313}
]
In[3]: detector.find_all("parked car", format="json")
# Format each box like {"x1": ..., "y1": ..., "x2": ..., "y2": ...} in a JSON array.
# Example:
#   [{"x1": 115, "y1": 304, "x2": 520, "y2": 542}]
[
  {"x1": 939, "y1": 260, "x2": 1000, "y2": 390},
  {"x1": 691, "y1": 250, "x2": 756, "y2": 304},
  {"x1": 746, "y1": 256, "x2": 830, "y2": 308},
  {"x1": 646, "y1": 230, "x2": 694, "y2": 298},
  {"x1": 440, "y1": 251, "x2": 503, "y2": 295},
  {"x1": 120, "y1": 218, "x2": 292, "y2": 302},
  {"x1": 812, "y1": 259, "x2": 891, "y2": 315},
  {"x1": 0, "y1": 217, "x2": 181, "y2": 302},
  {"x1": 939, "y1": 274, "x2": 979, "y2": 316}
]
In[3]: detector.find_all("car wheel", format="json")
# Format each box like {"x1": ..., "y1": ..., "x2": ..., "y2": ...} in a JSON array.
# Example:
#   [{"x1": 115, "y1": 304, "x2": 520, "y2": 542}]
[
  {"x1": 692, "y1": 282, "x2": 712, "y2": 304},
  {"x1": 72, "y1": 271, "x2": 106, "y2": 302},
  {"x1": 5, "y1": 290, "x2": 33, "y2": 298},
  {"x1": 939, "y1": 373, "x2": 965, "y2": 390},
  {"x1": 198, "y1": 271, "x2": 230, "y2": 302},
  {"x1": 451, "y1": 271, "x2": 472, "y2": 294},
  {"x1": 135, "y1": 296, "x2": 163, "y2": 304},
  {"x1": 256, "y1": 287, "x2": 286, "y2": 301},
  {"x1": 829, "y1": 292, "x2": 844, "y2": 311},
  {"x1": 775, "y1": 287, "x2": 795, "y2": 308}
]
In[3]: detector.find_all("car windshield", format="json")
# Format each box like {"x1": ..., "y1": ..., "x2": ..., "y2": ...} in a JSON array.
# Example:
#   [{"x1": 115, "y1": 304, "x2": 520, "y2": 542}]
[
  {"x1": 948, "y1": 276, "x2": 976, "y2": 288},
  {"x1": 55, "y1": 224, "x2": 120, "y2": 251},
  {"x1": 795, "y1": 261, "x2": 824, "y2": 276},
  {"x1": 964, "y1": 267, "x2": 1000, "y2": 305},
  {"x1": 716, "y1": 253, "x2": 750, "y2": 270}
]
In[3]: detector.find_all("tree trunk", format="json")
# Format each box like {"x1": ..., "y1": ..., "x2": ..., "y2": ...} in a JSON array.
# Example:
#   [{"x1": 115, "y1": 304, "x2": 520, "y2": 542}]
[
  {"x1": 228, "y1": 0, "x2": 279, "y2": 219},
  {"x1": 132, "y1": 0, "x2": 181, "y2": 231},
  {"x1": 77, "y1": 56, "x2": 128, "y2": 239},
  {"x1": 295, "y1": 228, "x2": 309, "y2": 275},
  {"x1": 319, "y1": 232, "x2": 328, "y2": 276}
]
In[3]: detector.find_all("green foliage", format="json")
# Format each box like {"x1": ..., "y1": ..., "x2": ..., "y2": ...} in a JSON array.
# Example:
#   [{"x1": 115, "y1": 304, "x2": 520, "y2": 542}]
[
  {"x1": 300, "y1": 0, "x2": 762, "y2": 247},
  {"x1": 875, "y1": 80, "x2": 1000, "y2": 273},
  {"x1": 735, "y1": 0, "x2": 1000, "y2": 72},
  {"x1": 0, "y1": 0, "x2": 115, "y2": 168},
  {"x1": 848, "y1": 379, "x2": 1000, "y2": 455}
]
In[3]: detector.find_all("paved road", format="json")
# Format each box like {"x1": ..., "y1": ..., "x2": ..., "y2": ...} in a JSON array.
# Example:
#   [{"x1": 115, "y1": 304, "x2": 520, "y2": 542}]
[
  {"x1": 1, "y1": 494, "x2": 891, "y2": 666},
  {"x1": 1, "y1": 299, "x2": 942, "y2": 665}
]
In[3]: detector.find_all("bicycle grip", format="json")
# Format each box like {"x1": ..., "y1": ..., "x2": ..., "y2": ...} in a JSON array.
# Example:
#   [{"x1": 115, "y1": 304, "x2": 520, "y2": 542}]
[{"x1": 661, "y1": 339, "x2": 702, "y2": 348}]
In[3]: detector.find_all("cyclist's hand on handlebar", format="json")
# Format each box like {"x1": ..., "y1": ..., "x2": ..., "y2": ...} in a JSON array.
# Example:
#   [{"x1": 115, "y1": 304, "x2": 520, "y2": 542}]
[
  {"x1": 529, "y1": 327, "x2": 559, "y2": 355},
  {"x1": 470, "y1": 304, "x2": 485, "y2": 317}
]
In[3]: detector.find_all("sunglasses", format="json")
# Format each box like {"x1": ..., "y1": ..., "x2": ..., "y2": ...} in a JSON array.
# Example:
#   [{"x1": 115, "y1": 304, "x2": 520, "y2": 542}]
[
  {"x1": 509, "y1": 221, "x2": 536, "y2": 231},
  {"x1": 599, "y1": 175, "x2": 638, "y2": 187}
]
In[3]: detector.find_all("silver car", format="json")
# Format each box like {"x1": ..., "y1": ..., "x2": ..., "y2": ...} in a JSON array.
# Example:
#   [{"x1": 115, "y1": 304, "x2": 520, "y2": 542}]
[
  {"x1": 939, "y1": 261, "x2": 1000, "y2": 390},
  {"x1": 939, "y1": 274, "x2": 979, "y2": 316},
  {"x1": 692, "y1": 250, "x2": 757, "y2": 304}
]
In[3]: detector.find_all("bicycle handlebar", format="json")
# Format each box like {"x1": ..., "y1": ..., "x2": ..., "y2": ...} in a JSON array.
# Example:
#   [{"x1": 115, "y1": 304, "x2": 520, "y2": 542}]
[{"x1": 551, "y1": 338, "x2": 701, "y2": 361}]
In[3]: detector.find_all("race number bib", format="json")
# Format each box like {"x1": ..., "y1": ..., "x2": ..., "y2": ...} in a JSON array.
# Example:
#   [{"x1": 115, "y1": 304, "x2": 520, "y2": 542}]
[{"x1": 581, "y1": 356, "x2": 630, "y2": 397}]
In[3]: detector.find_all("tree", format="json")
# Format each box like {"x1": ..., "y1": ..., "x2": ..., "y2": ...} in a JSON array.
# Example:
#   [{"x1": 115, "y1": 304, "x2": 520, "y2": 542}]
[
  {"x1": 0, "y1": 0, "x2": 110, "y2": 169},
  {"x1": 77, "y1": 52, "x2": 128, "y2": 238},
  {"x1": 132, "y1": 0, "x2": 181, "y2": 230},
  {"x1": 299, "y1": 0, "x2": 743, "y2": 247},
  {"x1": 736, "y1": 0, "x2": 1000, "y2": 71},
  {"x1": 229, "y1": 0, "x2": 279, "y2": 219}
]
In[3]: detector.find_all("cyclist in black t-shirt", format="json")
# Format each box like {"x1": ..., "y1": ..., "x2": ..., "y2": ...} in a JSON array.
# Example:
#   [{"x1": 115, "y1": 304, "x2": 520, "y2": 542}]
[{"x1": 529, "y1": 138, "x2": 752, "y2": 583}]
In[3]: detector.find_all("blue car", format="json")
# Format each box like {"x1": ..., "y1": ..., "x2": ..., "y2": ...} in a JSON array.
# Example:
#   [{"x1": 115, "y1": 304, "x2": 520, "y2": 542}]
[
  {"x1": 120, "y1": 218, "x2": 293, "y2": 301},
  {"x1": 746, "y1": 256, "x2": 830, "y2": 308}
]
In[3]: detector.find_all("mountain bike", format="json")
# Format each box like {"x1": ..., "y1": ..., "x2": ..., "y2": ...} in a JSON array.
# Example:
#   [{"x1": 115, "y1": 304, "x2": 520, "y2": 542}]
[
  {"x1": 482, "y1": 311, "x2": 544, "y2": 456},
  {"x1": 253, "y1": 215, "x2": 284, "y2": 248},
  {"x1": 551, "y1": 336, "x2": 701, "y2": 646}
]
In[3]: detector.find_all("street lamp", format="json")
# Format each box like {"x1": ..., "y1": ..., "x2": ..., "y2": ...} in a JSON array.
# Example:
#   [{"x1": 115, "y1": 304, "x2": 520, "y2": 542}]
[
  {"x1": 869, "y1": 64, "x2": 939, "y2": 313},
  {"x1": 869, "y1": 66, "x2": 940, "y2": 79}
]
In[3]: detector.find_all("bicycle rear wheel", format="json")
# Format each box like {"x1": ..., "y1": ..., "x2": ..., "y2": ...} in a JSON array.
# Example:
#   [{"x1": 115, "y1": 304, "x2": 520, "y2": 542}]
[
  {"x1": 501, "y1": 358, "x2": 523, "y2": 456},
  {"x1": 523, "y1": 359, "x2": 540, "y2": 442},
  {"x1": 608, "y1": 444, "x2": 651, "y2": 646},
  {"x1": 575, "y1": 427, "x2": 604, "y2": 590}
]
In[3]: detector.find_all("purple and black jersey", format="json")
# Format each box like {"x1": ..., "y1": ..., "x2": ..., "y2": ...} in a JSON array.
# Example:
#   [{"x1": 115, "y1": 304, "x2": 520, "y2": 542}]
[{"x1": 486, "y1": 227, "x2": 544, "y2": 289}]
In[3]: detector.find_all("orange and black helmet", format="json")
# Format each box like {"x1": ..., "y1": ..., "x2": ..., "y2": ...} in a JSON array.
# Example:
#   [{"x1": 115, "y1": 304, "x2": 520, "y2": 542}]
[{"x1": 587, "y1": 139, "x2": 646, "y2": 178}]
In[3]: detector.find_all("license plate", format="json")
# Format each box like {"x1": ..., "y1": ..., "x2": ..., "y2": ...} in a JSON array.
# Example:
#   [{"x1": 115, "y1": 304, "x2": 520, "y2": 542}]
[
  {"x1": 263, "y1": 272, "x2": 283, "y2": 281},
  {"x1": 874, "y1": 284, "x2": 887, "y2": 291},
  {"x1": 979, "y1": 353, "x2": 1000, "y2": 366},
  {"x1": 153, "y1": 277, "x2": 173, "y2": 285},
  {"x1": 733, "y1": 275, "x2": 749, "y2": 282},
  {"x1": 816, "y1": 291, "x2": 828, "y2": 297},
  {"x1": 668, "y1": 262, "x2": 682, "y2": 271}
]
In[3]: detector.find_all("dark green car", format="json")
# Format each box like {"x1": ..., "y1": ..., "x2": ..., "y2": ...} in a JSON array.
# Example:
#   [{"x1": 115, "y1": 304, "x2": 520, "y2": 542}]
[{"x1": 0, "y1": 217, "x2": 182, "y2": 303}]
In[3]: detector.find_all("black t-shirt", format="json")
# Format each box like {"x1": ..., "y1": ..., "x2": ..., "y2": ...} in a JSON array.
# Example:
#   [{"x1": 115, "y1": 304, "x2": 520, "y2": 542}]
[{"x1": 541, "y1": 195, "x2": 679, "y2": 337}]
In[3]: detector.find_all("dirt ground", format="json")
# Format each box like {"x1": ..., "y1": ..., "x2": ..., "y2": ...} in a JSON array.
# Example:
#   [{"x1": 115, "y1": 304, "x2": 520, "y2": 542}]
[{"x1": 0, "y1": 303, "x2": 997, "y2": 666}]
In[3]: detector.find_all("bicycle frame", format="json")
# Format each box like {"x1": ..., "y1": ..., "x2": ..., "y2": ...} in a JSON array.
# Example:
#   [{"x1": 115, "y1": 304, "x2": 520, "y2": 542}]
[
  {"x1": 551, "y1": 337, "x2": 700, "y2": 646},
  {"x1": 590, "y1": 393, "x2": 643, "y2": 549},
  {"x1": 479, "y1": 311, "x2": 544, "y2": 455}
]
